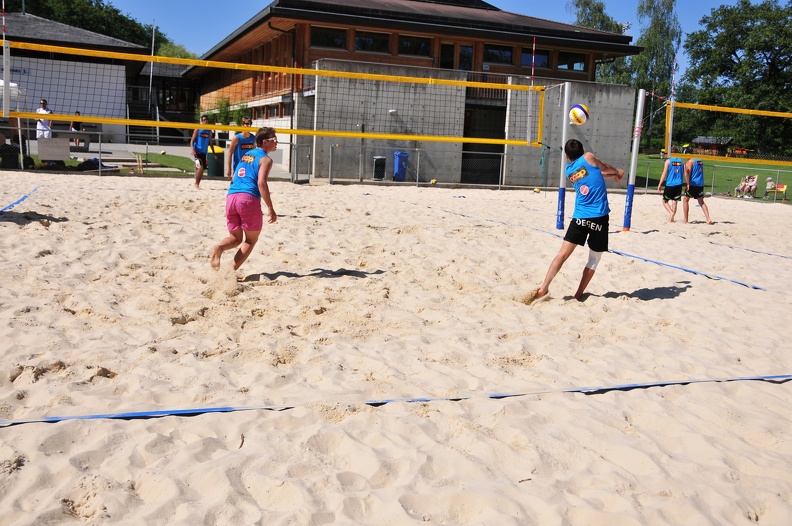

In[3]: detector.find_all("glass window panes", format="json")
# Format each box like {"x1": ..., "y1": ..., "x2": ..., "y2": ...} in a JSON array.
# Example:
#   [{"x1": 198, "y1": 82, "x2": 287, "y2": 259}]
[
  {"x1": 521, "y1": 49, "x2": 550, "y2": 68},
  {"x1": 398, "y1": 35, "x2": 431, "y2": 56},
  {"x1": 355, "y1": 31, "x2": 389, "y2": 53},
  {"x1": 311, "y1": 27, "x2": 347, "y2": 49},
  {"x1": 484, "y1": 44, "x2": 513, "y2": 64},
  {"x1": 557, "y1": 51, "x2": 587, "y2": 71}
]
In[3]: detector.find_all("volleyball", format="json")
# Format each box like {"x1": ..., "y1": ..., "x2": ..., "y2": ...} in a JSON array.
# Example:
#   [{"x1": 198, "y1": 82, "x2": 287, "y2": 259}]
[{"x1": 569, "y1": 104, "x2": 590, "y2": 125}]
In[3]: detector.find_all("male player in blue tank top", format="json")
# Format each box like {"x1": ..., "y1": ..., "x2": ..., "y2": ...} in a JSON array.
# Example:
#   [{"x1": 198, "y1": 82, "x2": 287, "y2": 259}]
[
  {"x1": 190, "y1": 115, "x2": 215, "y2": 189},
  {"x1": 657, "y1": 156, "x2": 685, "y2": 222},
  {"x1": 226, "y1": 116, "x2": 257, "y2": 177},
  {"x1": 210, "y1": 127, "x2": 278, "y2": 271},
  {"x1": 527, "y1": 139, "x2": 624, "y2": 304},
  {"x1": 682, "y1": 157, "x2": 713, "y2": 224}
]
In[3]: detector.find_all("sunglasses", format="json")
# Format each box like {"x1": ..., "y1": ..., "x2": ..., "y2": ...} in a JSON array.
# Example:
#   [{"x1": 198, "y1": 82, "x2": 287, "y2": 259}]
[{"x1": 263, "y1": 137, "x2": 278, "y2": 143}]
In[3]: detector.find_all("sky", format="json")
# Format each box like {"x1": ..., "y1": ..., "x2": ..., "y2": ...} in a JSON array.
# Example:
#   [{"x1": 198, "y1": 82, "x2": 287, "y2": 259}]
[{"x1": 109, "y1": 0, "x2": 747, "y2": 78}]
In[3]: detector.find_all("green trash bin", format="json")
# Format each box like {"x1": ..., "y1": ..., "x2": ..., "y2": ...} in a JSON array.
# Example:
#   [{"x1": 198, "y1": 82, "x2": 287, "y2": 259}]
[{"x1": 206, "y1": 145, "x2": 224, "y2": 177}]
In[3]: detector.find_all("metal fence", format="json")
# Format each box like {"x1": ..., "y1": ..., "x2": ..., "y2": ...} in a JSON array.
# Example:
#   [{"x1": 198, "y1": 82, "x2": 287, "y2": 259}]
[
  {"x1": 633, "y1": 158, "x2": 792, "y2": 203},
  {"x1": 328, "y1": 144, "x2": 507, "y2": 187}
]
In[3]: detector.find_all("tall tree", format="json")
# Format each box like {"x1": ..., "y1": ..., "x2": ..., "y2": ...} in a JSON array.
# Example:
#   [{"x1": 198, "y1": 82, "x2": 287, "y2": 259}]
[
  {"x1": 629, "y1": 0, "x2": 682, "y2": 149},
  {"x1": 683, "y1": 0, "x2": 792, "y2": 155},
  {"x1": 568, "y1": 0, "x2": 631, "y2": 84},
  {"x1": 3, "y1": 0, "x2": 172, "y2": 53}
]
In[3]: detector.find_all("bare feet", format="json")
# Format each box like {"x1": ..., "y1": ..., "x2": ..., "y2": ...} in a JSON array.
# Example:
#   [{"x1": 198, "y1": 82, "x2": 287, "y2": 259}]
[
  {"x1": 522, "y1": 288, "x2": 548, "y2": 305},
  {"x1": 210, "y1": 246, "x2": 222, "y2": 270}
]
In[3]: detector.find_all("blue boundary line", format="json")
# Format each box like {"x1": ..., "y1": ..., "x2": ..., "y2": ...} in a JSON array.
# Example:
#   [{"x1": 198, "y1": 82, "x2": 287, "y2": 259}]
[
  {"x1": 405, "y1": 195, "x2": 768, "y2": 291},
  {"x1": 1, "y1": 374, "x2": 789, "y2": 427},
  {"x1": 1, "y1": 185, "x2": 41, "y2": 214}
]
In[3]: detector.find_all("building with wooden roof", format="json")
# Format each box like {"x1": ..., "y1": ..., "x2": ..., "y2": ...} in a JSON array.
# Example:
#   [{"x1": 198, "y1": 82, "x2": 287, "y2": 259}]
[{"x1": 184, "y1": 0, "x2": 642, "y2": 184}]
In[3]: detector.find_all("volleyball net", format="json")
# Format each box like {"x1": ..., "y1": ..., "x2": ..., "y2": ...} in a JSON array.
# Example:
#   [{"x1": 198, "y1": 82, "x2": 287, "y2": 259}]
[
  {"x1": 0, "y1": 40, "x2": 546, "y2": 149},
  {"x1": 666, "y1": 101, "x2": 792, "y2": 166}
]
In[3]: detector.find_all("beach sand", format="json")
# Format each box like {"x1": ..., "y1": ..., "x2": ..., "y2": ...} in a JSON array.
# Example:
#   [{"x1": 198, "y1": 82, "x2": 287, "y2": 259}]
[{"x1": 1, "y1": 172, "x2": 791, "y2": 524}]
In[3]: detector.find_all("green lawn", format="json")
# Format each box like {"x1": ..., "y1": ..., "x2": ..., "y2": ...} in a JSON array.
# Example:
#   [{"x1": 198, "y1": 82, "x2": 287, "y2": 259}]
[{"x1": 632, "y1": 155, "x2": 792, "y2": 201}]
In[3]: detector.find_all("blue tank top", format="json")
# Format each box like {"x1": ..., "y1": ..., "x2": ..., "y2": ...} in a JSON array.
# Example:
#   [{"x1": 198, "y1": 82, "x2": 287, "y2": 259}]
[
  {"x1": 232, "y1": 133, "x2": 257, "y2": 170},
  {"x1": 667, "y1": 157, "x2": 684, "y2": 186},
  {"x1": 566, "y1": 155, "x2": 610, "y2": 218},
  {"x1": 194, "y1": 129, "x2": 211, "y2": 154},
  {"x1": 228, "y1": 148, "x2": 268, "y2": 199},
  {"x1": 689, "y1": 158, "x2": 705, "y2": 186}
]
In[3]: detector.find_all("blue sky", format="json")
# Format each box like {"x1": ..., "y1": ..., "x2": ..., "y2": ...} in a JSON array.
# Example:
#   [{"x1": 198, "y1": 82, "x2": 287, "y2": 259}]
[{"x1": 109, "y1": 0, "x2": 748, "y2": 77}]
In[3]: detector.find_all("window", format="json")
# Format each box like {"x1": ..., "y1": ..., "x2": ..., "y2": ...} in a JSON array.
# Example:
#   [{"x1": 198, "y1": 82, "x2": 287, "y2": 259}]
[
  {"x1": 483, "y1": 44, "x2": 513, "y2": 65},
  {"x1": 521, "y1": 49, "x2": 550, "y2": 69},
  {"x1": 398, "y1": 35, "x2": 431, "y2": 57},
  {"x1": 356, "y1": 31, "x2": 390, "y2": 53},
  {"x1": 557, "y1": 51, "x2": 587, "y2": 72},
  {"x1": 311, "y1": 27, "x2": 347, "y2": 49}
]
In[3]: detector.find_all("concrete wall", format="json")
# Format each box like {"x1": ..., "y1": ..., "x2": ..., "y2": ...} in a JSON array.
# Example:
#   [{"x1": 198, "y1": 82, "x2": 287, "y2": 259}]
[
  {"x1": 8, "y1": 56, "x2": 128, "y2": 143},
  {"x1": 304, "y1": 60, "x2": 467, "y2": 182},
  {"x1": 504, "y1": 78, "x2": 636, "y2": 188},
  {"x1": 297, "y1": 60, "x2": 636, "y2": 186}
]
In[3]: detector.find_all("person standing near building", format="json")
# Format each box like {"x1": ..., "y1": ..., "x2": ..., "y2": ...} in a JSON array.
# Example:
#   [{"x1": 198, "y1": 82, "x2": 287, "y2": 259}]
[
  {"x1": 657, "y1": 156, "x2": 685, "y2": 222},
  {"x1": 682, "y1": 158, "x2": 713, "y2": 224},
  {"x1": 190, "y1": 115, "x2": 214, "y2": 189},
  {"x1": 69, "y1": 111, "x2": 84, "y2": 148},
  {"x1": 36, "y1": 99, "x2": 53, "y2": 139},
  {"x1": 211, "y1": 127, "x2": 278, "y2": 271},
  {"x1": 526, "y1": 139, "x2": 624, "y2": 304},
  {"x1": 226, "y1": 116, "x2": 256, "y2": 177}
]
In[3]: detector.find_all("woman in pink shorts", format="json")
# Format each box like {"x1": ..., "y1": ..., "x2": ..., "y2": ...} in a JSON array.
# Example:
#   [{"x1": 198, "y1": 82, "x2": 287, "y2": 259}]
[{"x1": 210, "y1": 127, "x2": 278, "y2": 271}]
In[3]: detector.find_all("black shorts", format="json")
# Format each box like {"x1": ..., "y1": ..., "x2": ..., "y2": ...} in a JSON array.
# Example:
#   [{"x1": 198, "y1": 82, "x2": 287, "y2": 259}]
[
  {"x1": 663, "y1": 185, "x2": 683, "y2": 201},
  {"x1": 685, "y1": 186, "x2": 705, "y2": 199},
  {"x1": 195, "y1": 153, "x2": 208, "y2": 169},
  {"x1": 564, "y1": 215, "x2": 609, "y2": 252}
]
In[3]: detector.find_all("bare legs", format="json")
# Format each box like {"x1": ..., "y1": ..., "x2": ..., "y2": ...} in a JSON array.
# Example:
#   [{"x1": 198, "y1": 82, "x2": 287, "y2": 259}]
[
  {"x1": 532, "y1": 241, "x2": 577, "y2": 301},
  {"x1": 662, "y1": 199, "x2": 678, "y2": 222},
  {"x1": 574, "y1": 267, "x2": 596, "y2": 301},
  {"x1": 682, "y1": 197, "x2": 713, "y2": 224},
  {"x1": 194, "y1": 164, "x2": 204, "y2": 189},
  {"x1": 211, "y1": 229, "x2": 261, "y2": 270}
]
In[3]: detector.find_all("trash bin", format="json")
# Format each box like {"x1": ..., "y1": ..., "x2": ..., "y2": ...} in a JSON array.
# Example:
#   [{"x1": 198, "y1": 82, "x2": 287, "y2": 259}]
[
  {"x1": 373, "y1": 156, "x2": 386, "y2": 180},
  {"x1": 394, "y1": 151, "x2": 409, "y2": 182},
  {"x1": 206, "y1": 145, "x2": 224, "y2": 177}
]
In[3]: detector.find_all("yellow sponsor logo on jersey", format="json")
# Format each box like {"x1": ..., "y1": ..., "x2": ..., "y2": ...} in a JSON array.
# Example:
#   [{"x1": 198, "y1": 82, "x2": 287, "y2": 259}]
[
  {"x1": 569, "y1": 166, "x2": 588, "y2": 183},
  {"x1": 241, "y1": 154, "x2": 256, "y2": 163}
]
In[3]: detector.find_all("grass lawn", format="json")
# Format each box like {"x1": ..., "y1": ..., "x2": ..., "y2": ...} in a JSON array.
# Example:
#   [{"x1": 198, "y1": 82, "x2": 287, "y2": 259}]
[{"x1": 633, "y1": 155, "x2": 792, "y2": 202}]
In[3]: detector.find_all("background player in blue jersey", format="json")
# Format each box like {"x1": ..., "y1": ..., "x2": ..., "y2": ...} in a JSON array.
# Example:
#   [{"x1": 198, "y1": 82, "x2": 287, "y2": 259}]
[
  {"x1": 190, "y1": 115, "x2": 216, "y2": 189},
  {"x1": 527, "y1": 139, "x2": 624, "y2": 304},
  {"x1": 683, "y1": 158, "x2": 713, "y2": 224},
  {"x1": 226, "y1": 116, "x2": 256, "y2": 177},
  {"x1": 658, "y1": 156, "x2": 686, "y2": 222},
  {"x1": 211, "y1": 127, "x2": 278, "y2": 271}
]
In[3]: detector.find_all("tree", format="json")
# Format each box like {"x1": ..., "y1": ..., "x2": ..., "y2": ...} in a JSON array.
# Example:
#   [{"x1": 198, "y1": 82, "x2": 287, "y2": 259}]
[
  {"x1": 568, "y1": 0, "x2": 631, "y2": 83},
  {"x1": 682, "y1": 0, "x2": 792, "y2": 156},
  {"x1": 629, "y1": 0, "x2": 682, "y2": 149},
  {"x1": 158, "y1": 42, "x2": 198, "y2": 59},
  {"x1": 3, "y1": 0, "x2": 184, "y2": 55}
]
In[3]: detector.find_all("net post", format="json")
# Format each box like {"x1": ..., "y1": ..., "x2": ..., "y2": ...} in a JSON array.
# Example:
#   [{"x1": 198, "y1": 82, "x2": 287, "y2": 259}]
[
  {"x1": 623, "y1": 88, "x2": 646, "y2": 231},
  {"x1": 556, "y1": 82, "x2": 571, "y2": 230}
]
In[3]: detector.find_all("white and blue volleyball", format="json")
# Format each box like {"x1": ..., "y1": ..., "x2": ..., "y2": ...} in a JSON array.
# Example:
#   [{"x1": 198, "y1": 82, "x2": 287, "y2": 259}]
[{"x1": 569, "y1": 104, "x2": 590, "y2": 125}]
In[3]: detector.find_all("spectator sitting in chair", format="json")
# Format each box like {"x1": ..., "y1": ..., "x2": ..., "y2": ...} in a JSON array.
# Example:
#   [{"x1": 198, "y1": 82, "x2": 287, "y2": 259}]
[
  {"x1": 734, "y1": 176, "x2": 748, "y2": 197},
  {"x1": 0, "y1": 134, "x2": 21, "y2": 168},
  {"x1": 744, "y1": 175, "x2": 758, "y2": 198},
  {"x1": 764, "y1": 177, "x2": 775, "y2": 198}
]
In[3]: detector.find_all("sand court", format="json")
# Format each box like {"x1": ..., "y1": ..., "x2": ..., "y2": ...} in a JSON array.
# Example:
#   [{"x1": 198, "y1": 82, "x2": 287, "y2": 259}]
[{"x1": 1, "y1": 172, "x2": 791, "y2": 524}]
